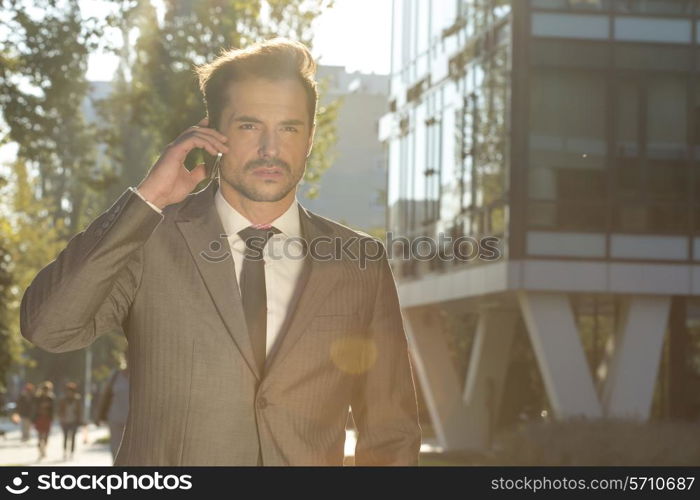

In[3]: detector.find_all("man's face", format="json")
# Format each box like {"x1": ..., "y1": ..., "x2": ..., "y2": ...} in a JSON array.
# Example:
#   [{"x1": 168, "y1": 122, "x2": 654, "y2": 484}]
[{"x1": 217, "y1": 76, "x2": 315, "y2": 203}]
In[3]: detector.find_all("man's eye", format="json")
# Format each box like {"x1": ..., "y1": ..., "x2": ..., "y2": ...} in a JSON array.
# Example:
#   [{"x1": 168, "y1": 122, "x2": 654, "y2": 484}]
[
  {"x1": 239, "y1": 123, "x2": 256, "y2": 130},
  {"x1": 282, "y1": 126, "x2": 298, "y2": 133}
]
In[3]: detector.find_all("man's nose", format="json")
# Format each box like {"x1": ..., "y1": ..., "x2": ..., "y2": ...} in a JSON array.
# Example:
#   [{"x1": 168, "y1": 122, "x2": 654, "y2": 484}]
[{"x1": 258, "y1": 129, "x2": 279, "y2": 159}]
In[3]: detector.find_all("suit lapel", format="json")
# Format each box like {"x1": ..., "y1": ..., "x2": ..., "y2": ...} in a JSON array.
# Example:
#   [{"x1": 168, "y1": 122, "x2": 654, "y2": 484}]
[
  {"x1": 175, "y1": 180, "x2": 261, "y2": 380},
  {"x1": 263, "y1": 204, "x2": 342, "y2": 378}
]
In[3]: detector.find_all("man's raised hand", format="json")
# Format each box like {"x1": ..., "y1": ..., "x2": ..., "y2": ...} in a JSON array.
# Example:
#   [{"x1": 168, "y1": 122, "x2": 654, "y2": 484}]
[{"x1": 136, "y1": 118, "x2": 229, "y2": 209}]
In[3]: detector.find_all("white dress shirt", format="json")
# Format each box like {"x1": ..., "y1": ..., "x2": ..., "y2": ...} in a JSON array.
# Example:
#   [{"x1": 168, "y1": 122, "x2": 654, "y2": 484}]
[
  {"x1": 214, "y1": 187, "x2": 306, "y2": 357},
  {"x1": 129, "y1": 187, "x2": 165, "y2": 214}
]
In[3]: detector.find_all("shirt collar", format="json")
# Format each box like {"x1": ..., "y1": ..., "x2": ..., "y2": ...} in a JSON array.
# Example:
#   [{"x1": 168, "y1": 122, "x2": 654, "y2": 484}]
[{"x1": 214, "y1": 186, "x2": 301, "y2": 240}]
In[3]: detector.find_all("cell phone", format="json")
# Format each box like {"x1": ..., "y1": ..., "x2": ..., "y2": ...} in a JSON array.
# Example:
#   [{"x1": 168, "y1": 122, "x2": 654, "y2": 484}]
[
  {"x1": 208, "y1": 122, "x2": 226, "y2": 181},
  {"x1": 185, "y1": 124, "x2": 223, "y2": 181},
  {"x1": 209, "y1": 152, "x2": 223, "y2": 181}
]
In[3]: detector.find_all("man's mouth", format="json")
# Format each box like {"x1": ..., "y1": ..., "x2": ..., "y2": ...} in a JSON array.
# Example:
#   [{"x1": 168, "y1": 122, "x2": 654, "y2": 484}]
[{"x1": 251, "y1": 166, "x2": 285, "y2": 177}]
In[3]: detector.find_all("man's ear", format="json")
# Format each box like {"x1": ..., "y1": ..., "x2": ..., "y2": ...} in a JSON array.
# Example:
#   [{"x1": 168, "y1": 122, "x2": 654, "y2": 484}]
[{"x1": 306, "y1": 122, "x2": 316, "y2": 158}]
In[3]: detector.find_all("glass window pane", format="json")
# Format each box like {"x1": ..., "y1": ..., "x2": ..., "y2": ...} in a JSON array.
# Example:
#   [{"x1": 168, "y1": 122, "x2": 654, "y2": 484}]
[
  {"x1": 650, "y1": 205, "x2": 689, "y2": 233},
  {"x1": 615, "y1": 205, "x2": 648, "y2": 232},
  {"x1": 528, "y1": 202, "x2": 556, "y2": 228},
  {"x1": 532, "y1": 40, "x2": 610, "y2": 69},
  {"x1": 615, "y1": 160, "x2": 644, "y2": 199},
  {"x1": 615, "y1": 45, "x2": 692, "y2": 72},
  {"x1": 392, "y1": 0, "x2": 403, "y2": 75},
  {"x1": 648, "y1": 163, "x2": 689, "y2": 201},
  {"x1": 531, "y1": 0, "x2": 611, "y2": 10},
  {"x1": 614, "y1": 0, "x2": 695, "y2": 14},
  {"x1": 615, "y1": 204, "x2": 689, "y2": 233},
  {"x1": 557, "y1": 168, "x2": 607, "y2": 201},
  {"x1": 647, "y1": 74, "x2": 688, "y2": 160},
  {"x1": 558, "y1": 203, "x2": 607, "y2": 231},
  {"x1": 417, "y1": 0, "x2": 430, "y2": 56},
  {"x1": 615, "y1": 78, "x2": 642, "y2": 199},
  {"x1": 529, "y1": 68, "x2": 607, "y2": 202},
  {"x1": 530, "y1": 69, "x2": 607, "y2": 167}
]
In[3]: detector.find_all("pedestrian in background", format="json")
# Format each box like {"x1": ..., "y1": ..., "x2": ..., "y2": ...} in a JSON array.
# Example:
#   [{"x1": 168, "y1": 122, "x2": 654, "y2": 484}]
[
  {"x1": 32, "y1": 381, "x2": 54, "y2": 460},
  {"x1": 97, "y1": 365, "x2": 129, "y2": 460},
  {"x1": 58, "y1": 382, "x2": 82, "y2": 461},
  {"x1": 16, "y1": 383, "x2": 35, "y2": 442}
]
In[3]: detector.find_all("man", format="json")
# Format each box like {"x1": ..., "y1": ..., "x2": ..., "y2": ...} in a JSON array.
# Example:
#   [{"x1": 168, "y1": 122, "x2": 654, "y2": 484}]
[
  {"x1": 96, "y1": 361, "x2": 129, "y2": 461},
  {"x1": 16, "y1": 383, "x2": 35, "y2": 442},
  {"x1": 57, "y1": 382, "x2": 83, "y2": 460},
  {"x1": 20, "y1": 38, "x2": 421, "y2": 466}
]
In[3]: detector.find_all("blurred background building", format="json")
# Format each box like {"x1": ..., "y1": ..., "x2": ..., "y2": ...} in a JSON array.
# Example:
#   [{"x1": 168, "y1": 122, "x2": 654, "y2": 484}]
[
  {"x1": 299, "y1": 65, "x2": 389, "y2": 232},
  {"x1": 380, "y1": 0, "x2": 700, "y2": 451}
]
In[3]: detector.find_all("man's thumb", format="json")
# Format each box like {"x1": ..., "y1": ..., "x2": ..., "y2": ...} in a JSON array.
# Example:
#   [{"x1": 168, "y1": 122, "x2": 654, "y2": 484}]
[{"x1": 190, "y1": 162, "x2": 208, "y2": 185}]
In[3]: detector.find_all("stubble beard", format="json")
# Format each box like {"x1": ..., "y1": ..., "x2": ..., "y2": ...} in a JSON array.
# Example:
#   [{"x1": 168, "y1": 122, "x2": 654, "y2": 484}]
[{"x1": 221, "y1": 159, "x2": 304, "y2": 203}]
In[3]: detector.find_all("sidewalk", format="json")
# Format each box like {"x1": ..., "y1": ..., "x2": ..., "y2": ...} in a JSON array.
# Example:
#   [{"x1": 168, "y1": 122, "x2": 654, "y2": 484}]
[
  {"x1": 0, "y1": 418, "x2": 113, "y2": 466},
  {"x1": 0, "y1": 418, "x2": 440, "y2": 466}
]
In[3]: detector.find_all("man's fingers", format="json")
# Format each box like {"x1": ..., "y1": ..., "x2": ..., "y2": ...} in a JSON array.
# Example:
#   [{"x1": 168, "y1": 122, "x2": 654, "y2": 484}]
[
  {"x1": 168, "y1": 136, "x2": 217, "y2": 159},
  {"x1": 188, "y1": 126, "x2": 228, "y2": 145},
  {"x1": 172, "y1": 134, "x2": 228, "y2": 158},
  {"x1": 188, "y1": 136, "x2": 222, "y2": 157},
  {"x1": 189, "y1": 162, "x2": 208, "y2": 186},
  {"x1": 191, "y1": 127, "x2": 228, "y2": 142},
  {"x1": 187, "y1": 133, "x2": 228, "y2": 154},
  {"x1": 187, "y1": 130, "x2": 228, "y2": 153}
]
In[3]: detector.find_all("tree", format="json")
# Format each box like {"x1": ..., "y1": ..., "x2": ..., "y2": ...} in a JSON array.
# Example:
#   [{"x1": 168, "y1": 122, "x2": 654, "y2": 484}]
[
  {"x1": 0, "y1": 0, "x2": 110, "y2": 387},
  {"x1": 0, "y1": 159, "x2": 69, "y2": 388},
  {"x1": 0, "y1": 0, "x2": 109, "y2": 236},
  {"x1": 0, "y1": 237, "x2": 14, "y2": 393}
]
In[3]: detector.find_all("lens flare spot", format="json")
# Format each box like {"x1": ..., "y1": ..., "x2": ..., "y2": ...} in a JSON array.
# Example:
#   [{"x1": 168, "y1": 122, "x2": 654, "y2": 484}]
[{"x1": 330, "y1": 337, "x2": 377, "y2": 374}]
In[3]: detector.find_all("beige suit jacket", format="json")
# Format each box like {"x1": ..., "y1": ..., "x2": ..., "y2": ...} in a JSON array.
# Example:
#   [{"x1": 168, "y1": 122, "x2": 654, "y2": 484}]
[{"x1": 20, "y1": 180, "x2": 421, "y2": 465}]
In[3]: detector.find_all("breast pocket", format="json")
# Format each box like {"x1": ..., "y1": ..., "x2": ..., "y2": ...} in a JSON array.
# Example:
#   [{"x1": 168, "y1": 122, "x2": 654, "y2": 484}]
[{"x1": 308, "y1": 313, "x2": 363, "y2": 332}]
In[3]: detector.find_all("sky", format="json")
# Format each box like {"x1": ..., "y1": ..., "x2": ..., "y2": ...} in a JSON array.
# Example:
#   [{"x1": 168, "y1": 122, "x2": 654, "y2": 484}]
[
  {"x1": 85, "y1": 0, "x2": 394, "y2": 81},
  {"x1": 310, "y1": 0, "x2": 393, "y2": 75}
]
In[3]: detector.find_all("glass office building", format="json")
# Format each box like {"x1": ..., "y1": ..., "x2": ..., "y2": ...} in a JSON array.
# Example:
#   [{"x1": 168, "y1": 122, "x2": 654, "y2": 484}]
[{"x1": 381, "y1": 0, "x2": 700, "y2": 451}]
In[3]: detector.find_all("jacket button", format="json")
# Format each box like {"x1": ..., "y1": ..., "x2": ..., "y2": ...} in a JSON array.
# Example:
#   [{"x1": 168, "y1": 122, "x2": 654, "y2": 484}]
[
  {"x1": 101, "y1": 221, "x2": 110, "y2": 229},
  {"x1": 256, "y1": 397, "x2": 268, "y2": 410}
]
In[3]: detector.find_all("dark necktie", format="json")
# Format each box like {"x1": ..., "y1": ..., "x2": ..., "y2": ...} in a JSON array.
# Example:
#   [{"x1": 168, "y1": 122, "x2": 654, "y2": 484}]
[{"x1": 238, "y1": 225, "x2": 281, "y2": 374}]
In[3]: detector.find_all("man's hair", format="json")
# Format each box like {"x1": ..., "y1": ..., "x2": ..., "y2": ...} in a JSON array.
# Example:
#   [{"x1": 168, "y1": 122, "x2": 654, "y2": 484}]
[{"x1": 196, "y1": 37, "x2": 318, "y2": 132}]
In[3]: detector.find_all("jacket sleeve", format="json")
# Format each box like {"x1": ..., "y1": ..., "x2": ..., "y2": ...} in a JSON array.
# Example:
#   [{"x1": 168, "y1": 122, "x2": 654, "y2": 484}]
[
  {"x1": 20, "y1": 188, "x2": 163, "y2": 353},
  {"x1": 350, "y1": 242, "x2": 422, "y2": 466}
]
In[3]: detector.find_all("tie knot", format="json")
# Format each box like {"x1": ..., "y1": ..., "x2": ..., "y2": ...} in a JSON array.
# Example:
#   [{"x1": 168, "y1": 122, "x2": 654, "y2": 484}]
[
  {"x1": 238, "y1": 225, "x2": 280, "y2": 242},
  {"x1": 238, "y1": 225, "x2": 281, "y2": 258}
]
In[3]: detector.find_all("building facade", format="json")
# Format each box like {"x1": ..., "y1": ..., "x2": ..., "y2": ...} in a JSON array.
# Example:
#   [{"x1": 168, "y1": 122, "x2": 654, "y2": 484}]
[
  {"x1": 299, "y1": 66, "x2": 388, "y2": 233},
  {"x1": 381, "y1": 0, "x2": 700, "y2": 451}
]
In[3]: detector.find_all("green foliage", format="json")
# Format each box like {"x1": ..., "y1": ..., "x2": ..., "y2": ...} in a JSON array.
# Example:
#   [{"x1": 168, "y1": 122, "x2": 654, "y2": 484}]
[
  {"x1": 0, "y1": 159, "x2": 67, "y2": 384},
  {"x1": 0, "y1": 0, "x2": 110, "y2": 235},
  {"x1": 0, "y1": 242, "x2": 14, "y2": 392},
  {"x1": 484, "y1": 419, "x2": 700, "y2": 466},
  {"x1": 0, "y1": 0, "x2": 113, "y2": 387},
  {"x1": 420, "y1": 419, "x2": 700, "y2": 466},
  {"x1": 302, "y1": 78, "x2": 341, "y2": 199}
]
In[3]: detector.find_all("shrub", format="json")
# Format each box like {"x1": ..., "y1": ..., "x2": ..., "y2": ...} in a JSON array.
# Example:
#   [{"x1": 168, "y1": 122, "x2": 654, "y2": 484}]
[{"x1": 482, "y1": 418, "x2": 700, "y2": 466}]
